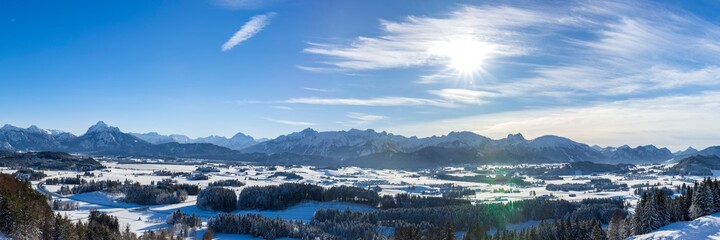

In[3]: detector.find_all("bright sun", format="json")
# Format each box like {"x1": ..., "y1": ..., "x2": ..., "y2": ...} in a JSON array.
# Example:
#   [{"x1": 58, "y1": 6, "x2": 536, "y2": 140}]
[{"x1": 429, "y1": 38, "x2": 495, "y2": 75}]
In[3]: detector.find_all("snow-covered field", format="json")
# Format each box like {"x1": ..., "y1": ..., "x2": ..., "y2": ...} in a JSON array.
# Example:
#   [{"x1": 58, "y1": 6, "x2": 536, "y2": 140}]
[{"x1": 17, "y1": 162, "x2": 713, "y2": 239}]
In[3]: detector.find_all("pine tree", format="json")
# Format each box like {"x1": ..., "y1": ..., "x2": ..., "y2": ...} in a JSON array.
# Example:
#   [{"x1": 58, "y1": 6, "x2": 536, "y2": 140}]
[
  {"x1": 632, "y1": 193, "x2": 650, "y2": 235},
  {"x1": 683, "y1": 188, "x2": 694, "y2": 220},
  {"x1": 621, "y1": 216, "x2": 633, "y2": 239},
  {"x1": 711, "y1": 179, "x2": 720, "y2": 213},
  {"x1": 607, "y1": 211, "x2": 624, "y2": 240},
  {"x1": 645, "y1": 191, "x2": 661, "y2": 231},
  {"x1": 591, "y1": 222, "x2": 605, "y2": 240},
  {"x1": 443, "y1": 223, "x2": 456, "y2": 240},
  {"x1": 689, "y1": 183, "x2": 713, "y2": 219}
]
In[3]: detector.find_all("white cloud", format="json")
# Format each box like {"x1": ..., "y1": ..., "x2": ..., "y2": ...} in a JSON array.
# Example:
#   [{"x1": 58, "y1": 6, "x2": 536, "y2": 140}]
[
  {"x1": 284, "y1": 89, "x2": 501, "y2": 108},
  {"x1": 303, "y1": 87, "x2": 331, "y2": 93},
  {"x1": 271, "y1": 105, "x2": 293, "y2": 110},
  {"x1": 284, "y1": 96, "x2": 457, "y2": 108},
  {"x1": 387, "y1": 92, "x2": 720, "y2": 151},
  {"x1": 221, "y1": 13, "x2": 275, "y2": 51},
  {"x1": 302, "y1": 5, "x2": 552, "y2": 71},
  {"x1": 264, "y1": 118, "x2": 315, "y2": 126},
  {"x1": 428, "y1": 88, "x2": 497, "y2": 104},
  {"x1": 300, "y1": 2, "x2": 720, "y2": 100},
  {"x1": 342, "y1": 112, "x2": 386, "y2": 126}
]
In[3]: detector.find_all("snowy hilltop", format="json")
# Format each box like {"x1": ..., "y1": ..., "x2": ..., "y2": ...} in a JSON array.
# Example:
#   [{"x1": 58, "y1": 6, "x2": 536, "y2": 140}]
[{"x1": 629, "y1": 212, "x2": 720, "y2": 240}]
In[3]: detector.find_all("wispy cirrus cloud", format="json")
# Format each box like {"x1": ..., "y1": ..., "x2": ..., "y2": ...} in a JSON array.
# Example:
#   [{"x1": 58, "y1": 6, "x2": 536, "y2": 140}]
[
  {"x1": 264, "y1": 118, "x2": 314, "y2": 126},
  {"x1": 300, "y1": 2, "x2": 720, "y2": 100},
  {"x1": 302, "y1": 5, "x2": 551, "y2": 71},
  {"x1": 338, "y1": 112, "x2": 387, "y2": 126},
  {"x1": 303, "y1": 87, "x2": 331, "y2": 93},
  {"x1": 285, "y1": 88, "x2": 494, "y2": 108},
  {"x1": 284, "y1": 96, "x2": 457, "y2": 108},
  {"x1": 221, "y1": 12, "x2": 276, "y2": 51},
  {"x1": 271, "y1": 105, "x2": 293, "y2": 110},
  {"x1": 428, "y1": 88, "x2": 498, "y2": 104}
]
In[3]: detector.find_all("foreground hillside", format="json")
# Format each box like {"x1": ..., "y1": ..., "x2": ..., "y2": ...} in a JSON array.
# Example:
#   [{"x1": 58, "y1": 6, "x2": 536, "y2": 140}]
[{"x1": 629, "y1": 212, "x2": 720, "y2": 240}]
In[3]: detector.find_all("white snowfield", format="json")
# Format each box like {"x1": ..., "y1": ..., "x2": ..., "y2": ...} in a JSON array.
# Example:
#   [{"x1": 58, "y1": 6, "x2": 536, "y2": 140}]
[
  {"x1": 629, "y1": 212, "x2": 720, "y2": 240},
  {"x1": 13, "y1": 160, "x2": 714, "y2": 239}
]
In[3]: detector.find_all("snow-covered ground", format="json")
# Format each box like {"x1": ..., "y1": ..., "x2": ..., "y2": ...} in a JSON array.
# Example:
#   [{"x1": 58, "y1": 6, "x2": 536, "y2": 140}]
[
  {"x1": 629, "y1": 212, "x2": 720, "y2": 240},
  {"x1": 26, "y1": 161, "x2": 706, "y2": 239}
]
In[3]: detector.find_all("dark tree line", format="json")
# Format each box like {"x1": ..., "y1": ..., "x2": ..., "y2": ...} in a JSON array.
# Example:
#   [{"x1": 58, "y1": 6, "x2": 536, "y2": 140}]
[
  {"x1": 11, "y1": 169, "x2": 47, "y2": 181},
  {"x1": 66, "y1": 179, "x2": 124, "y2": 194},
  {"x1": 166, "y1": 210, "x2": 202, "y2": 228},
  {"x1": 197, "y1": 187, "x2": 237, "y2": 212},
  {"x1": 237, "y1": 183, "x2": 383, "y2": 210},
  {"x1": 442, "y1": 189, "x2": 476, "y2": 198},
  {"x1": 208, "y1": 179, "x2": 245, "y2": 187},
  {"x1": 371, "y1": 198, "x2": 621, "y2": 231},
  {"x1": 123, "y1": 184, "x2": 188, "y2": 205},
  {"x1": 307, "y1": 198, "x2": 623, "y2": 239},
  {"x1": 52, "y1": 199, "x2": 79, "y2": 211},
  {"x1": 46, "y1": 176, "x2": 87, "y2": 185},
  {"x1": 152, "y1": 170, "x2": 191, "y2": 178},
  {"x1": 379, "y1": 193, "x2": 470, "y2": 209},
  {"x1": 312, "y1": 208, "x2": 382, "y2": 239},
  {"x1": 207, "y1": 213, "x2": 334, "y2": 239},
  {"x1": 208, "y1": 209, "x2": 388, "y2": 239},
  {"x1": 152, "y1": 179, "x2": 200, "y2": 195},
  {"x1": 236, "y1": 183, "x2": 469, "y2": 211},
  {"x1": 201, "y1": 190, "x2": 626, "y2": 239},
  {"x1": 268, "y1": 171, "x2": 304, "y2": 180},
  {"x1": 463, "y1": 218, "x2": 606, "y2": 240}
]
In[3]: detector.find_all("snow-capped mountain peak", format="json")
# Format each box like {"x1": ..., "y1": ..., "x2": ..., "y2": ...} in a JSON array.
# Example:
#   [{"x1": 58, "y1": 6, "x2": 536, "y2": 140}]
[
  {"x1": 86, "y1": 121, "x2": 120, "y2": 134},
  {"x1": 1, "y1": 124, "x2": 23, "y2": 131}
]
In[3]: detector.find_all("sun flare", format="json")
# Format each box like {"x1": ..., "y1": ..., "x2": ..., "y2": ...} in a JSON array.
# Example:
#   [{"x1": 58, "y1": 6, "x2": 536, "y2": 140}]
[{"x1": 430, "y1": 38, "x2": 495, "y2": 75}]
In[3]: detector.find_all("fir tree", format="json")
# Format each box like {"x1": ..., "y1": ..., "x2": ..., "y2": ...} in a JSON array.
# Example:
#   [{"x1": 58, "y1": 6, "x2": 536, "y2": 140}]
[
  {"x1": 591, "y1": 222, "x2": 605, "y2": 240},
  {"x1": 607, "y1": 211, "x2": 624, "y2": 240},
  {"x1": 689, "y1": 183, "x2": 713, "y2": 219}
]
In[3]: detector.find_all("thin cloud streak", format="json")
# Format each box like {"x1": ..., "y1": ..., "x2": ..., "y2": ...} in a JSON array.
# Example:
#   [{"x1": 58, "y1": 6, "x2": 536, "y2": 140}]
[
  {"x1": 303, "y1": 87, "x2": 331, "y2": 93},
  {"x1": 345, "y1": 112, "x2": 386, "y2": 125},
  {"x1": 428, "y1": 88, "x2": 497, "y2": 104},
  {"x1": 271, "y1": 106, "x2": 293, "y2": 110},
  {"x1": 284, "y1": 97, "x2": 458, "y2": 108},
  {"x1": 221, "y1": 13, "x2": 275, "y2": 51},
  {"x1": 264, "y1": 118, "x2": 315, "y2": 126}
]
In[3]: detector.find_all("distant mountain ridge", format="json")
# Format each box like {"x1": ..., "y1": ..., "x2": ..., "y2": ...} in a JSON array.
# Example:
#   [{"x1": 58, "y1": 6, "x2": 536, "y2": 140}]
[
  {"x1": 242, "y1": 128, "x2": 685, "y2": 165},
  {"x1": 130, "y1": 131, "x2": 262, "y2": 150},
  {"x1": 664, "y1": 155, "x2": 720, "y2": 176},
  {"x1": 0, "y1": 121, "x2": 714, "y2": 168}
]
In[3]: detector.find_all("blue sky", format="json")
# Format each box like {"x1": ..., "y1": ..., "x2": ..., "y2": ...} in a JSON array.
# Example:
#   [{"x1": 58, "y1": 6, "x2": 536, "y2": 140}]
[{"x1": 2, "y1": 0, "x2": 720, "y2": 150}]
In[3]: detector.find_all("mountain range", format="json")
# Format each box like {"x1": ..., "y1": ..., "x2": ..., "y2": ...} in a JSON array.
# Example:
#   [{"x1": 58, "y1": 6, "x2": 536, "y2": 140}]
[
  {"x1": 0, "y1": 121, "x2": 716, "y2": 168},
  {"x1": 129, "y1": 132, "x2": 265, "y2": 150}
]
